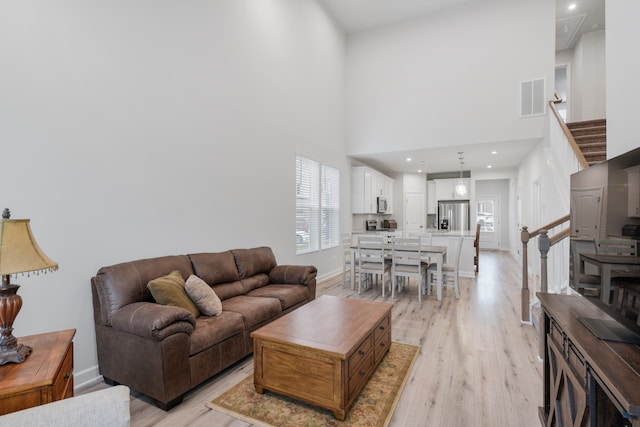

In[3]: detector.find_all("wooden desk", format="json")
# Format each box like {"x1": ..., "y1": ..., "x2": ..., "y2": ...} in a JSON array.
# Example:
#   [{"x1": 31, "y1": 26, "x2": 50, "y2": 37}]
[
  {"x1": 538, "y1": 293, "x2": 640, "y2": 426},
  {"x1": 580, "y1": 253, "x2": 640, "y2": 304},
  {"x1": 0, "y1": 329, "x2": 75, "y2": 415},
  {"x1": 252, "y1": 295, "x2": 392, "y2": 420}
]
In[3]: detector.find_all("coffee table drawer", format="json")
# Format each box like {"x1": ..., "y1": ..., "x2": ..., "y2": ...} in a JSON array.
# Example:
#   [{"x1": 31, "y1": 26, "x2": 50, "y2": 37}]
[
  {"x1": 348, "y1": 337, "x2": 372, "y2": 378},
  {"x1": 374, "y1": 330, "x2": 391, "y2": 364},
  {"x1": 374, "y1": 314, "x2": 390, "y2": 342},
  {"x1": 348, "y1": 351, "x2": 374, "y2": 397}
]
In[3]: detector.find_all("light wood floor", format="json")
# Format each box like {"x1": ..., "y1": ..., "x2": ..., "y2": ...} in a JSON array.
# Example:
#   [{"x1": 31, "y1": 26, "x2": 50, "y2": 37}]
[{"x1": 83, "y1": 250, "x2": 543, "y2": 427}]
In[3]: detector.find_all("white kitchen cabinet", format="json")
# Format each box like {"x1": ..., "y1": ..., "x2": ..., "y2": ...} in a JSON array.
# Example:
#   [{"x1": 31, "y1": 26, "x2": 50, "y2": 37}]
[
  {"x1": 427, "y1": 181, "x2": 436, "y2": 214},
  {"x1": 624, "y1": 165, "x2": 640, "y2": 218},
  {"x1": 352, "y1": 166, "x2": 394, "y2": 214},
  {"x1": 434, "y1": 178, "x2": 469, "y2": 201}
]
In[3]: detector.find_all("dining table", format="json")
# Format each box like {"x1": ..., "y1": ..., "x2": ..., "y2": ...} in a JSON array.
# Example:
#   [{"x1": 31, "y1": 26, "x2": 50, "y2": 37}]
[
  {"x1": 350, "y1": 244, "x2": 448, "y2": 300},
  {"x1": 579, "y1": 252, "x2": 640, "y2": 305}
]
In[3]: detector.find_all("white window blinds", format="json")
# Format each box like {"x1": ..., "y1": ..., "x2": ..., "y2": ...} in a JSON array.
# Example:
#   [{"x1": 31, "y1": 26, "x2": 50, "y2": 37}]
[{"x1": 296, "y1": 155, "x2": 339, "y2": 254}]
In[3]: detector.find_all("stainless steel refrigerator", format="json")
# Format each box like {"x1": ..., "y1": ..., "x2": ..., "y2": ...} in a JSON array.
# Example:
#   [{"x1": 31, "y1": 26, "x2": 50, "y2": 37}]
[{"x1": 438, "y1": 200, "x2": 470, "y2": 231}]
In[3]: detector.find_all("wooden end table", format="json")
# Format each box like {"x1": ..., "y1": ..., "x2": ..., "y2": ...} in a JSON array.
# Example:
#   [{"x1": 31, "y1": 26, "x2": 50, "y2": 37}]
[
  {"x1": 0, "y1": 329, "x2": 75, "y2": 415},
  {"x1": 251, "y1": 295, "x2": 392, "y2": 420}
]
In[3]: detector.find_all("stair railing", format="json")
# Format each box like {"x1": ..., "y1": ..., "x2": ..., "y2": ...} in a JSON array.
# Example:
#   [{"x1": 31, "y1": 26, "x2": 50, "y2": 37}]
[
  {"x1": 549, "y1": 101, "x2": 589, "y2": 169},
  {"x1": 520, "y1": 214, "x2": 570, "y2": 322}
]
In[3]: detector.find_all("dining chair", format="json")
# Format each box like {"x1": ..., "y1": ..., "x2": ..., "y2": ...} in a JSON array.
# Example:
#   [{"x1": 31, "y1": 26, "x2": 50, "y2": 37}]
[
  {"x1": 619, "y1": 283, "x2": 640, "y2": 326},
  {"x1": 473, "y1": 223, "x2": 480, "y2": 275},
  {"x1": 391, "y1": 237, "x2": 426, "y2": 302},
  {"x1": 427, "y1": 236, "x2": 463, "y2": 299},
  {"x1": 357, "y1": 235, "x2": 390, "y2": 296},
  {"x1": 408, "y1": 232, "x2": 432, "y2": 246},
  {"x1": 595, "y1": 238, "x2": 637, "y2": 257},
  {"x1": 341, "y1": 233, "x2": 354, "y2": 289},
  {"x1": 569, "y1": 239, "x2": 602, "y2": 295},
  {"x1": 595, "y1": 238, "x2": 638, "y2": 306}
]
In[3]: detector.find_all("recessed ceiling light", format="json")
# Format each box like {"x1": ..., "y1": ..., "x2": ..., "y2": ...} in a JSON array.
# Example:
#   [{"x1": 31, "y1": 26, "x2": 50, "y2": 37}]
[
  {"x1": 418, "y1": 169, "x2": 423, "y2": 173},
  {"x1": 487, "y1": 165, "x2": 493, "y2": 168},
  {"x1": 406, "y1": 157, "x2": 412, "y2": 162},
  {"x1": 568, "y1": 3, "x2": 576, "y2": 11},
  {"x1": 491, "y1": 150, "x2": 497, "y2": 154}
]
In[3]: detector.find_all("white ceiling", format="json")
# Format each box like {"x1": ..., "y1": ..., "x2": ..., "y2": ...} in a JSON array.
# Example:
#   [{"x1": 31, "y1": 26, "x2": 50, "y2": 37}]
[{"x1": 321, "y1": 0, "x2": 605, "y2": 175}]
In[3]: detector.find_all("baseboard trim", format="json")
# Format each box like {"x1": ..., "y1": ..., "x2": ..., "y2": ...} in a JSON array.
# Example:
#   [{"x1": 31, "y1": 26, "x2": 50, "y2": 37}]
[{"x1": 74, "y1": 365, "x2": 103, "y2": 393}]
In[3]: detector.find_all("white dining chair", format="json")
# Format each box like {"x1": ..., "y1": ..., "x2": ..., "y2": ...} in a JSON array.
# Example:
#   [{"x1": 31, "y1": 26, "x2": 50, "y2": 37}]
[
  {"x1": 357, "y1": 235, "x2": 390, "y2": 296},
  {"x1": 341, "y1": 233, "x2": 354, "y2": 289},
  {"x1": 391, "y1": 238, "x2": 426, "y2": 301},
  {"x1": 570, "y1": 239, "x2": 602, "y2": 295},
  {"x1": 595, "y1": 238, "x2": 638, "y2": 306},
  {"x1": 427, "y1": 236, "x2": 463, "y2": 299}
]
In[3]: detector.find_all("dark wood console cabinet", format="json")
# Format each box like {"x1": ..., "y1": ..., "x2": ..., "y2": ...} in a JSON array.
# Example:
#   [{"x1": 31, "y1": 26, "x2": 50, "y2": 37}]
[{"x1": 538, "y1": 293, "x2": 640, "y2": 426}]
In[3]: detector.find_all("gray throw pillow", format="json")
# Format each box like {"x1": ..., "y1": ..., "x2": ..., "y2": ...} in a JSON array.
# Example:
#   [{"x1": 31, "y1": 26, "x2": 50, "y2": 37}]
[{"x1": 185, "y1": 274, "x2": 223, "y2": 316}]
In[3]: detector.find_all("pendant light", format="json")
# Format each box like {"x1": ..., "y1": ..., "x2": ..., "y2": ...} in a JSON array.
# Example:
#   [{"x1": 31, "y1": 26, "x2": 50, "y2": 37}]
[{"x1": 454, "y1": 152, "x2": 467, "y2": 196}]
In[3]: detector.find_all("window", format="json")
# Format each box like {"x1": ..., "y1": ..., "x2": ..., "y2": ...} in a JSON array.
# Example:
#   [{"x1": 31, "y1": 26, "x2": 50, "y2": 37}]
[{"x1": 296, "y1": 155, "x2": 339, "y2": 254}]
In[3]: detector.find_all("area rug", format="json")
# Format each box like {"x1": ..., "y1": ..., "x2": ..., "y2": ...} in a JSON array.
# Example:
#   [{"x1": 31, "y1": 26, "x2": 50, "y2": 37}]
[{"x1": 207, "y1": 342, "x2": 419, "y2": 427}]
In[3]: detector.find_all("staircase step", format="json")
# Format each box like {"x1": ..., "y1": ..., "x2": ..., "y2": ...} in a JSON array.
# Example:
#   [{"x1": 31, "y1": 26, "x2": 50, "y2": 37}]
[
  {"x1": 566, "y1": 118, "x2": 607, "y2": 168},
  {"x1": 575, "y1": 141, "x2": 606, "y2": 151},
  {"x1": 570, "y1": 125, "x2": 606, "y2": 137},
  {"x1": 567, "y1": 119, "x2": 607, "y2": 130},
  {"x1": 574, "y1": 134, "x2": 606, "y2": 145}
]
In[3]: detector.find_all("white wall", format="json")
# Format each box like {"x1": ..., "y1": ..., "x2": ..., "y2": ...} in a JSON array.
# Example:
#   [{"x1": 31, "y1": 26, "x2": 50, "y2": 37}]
[
  {"x1": 606, "y1": 1, "x2": 640, "y2": 158},
  {"x1": 345, "y1": 0, "x2": 555, "y2": 156},
  {"x1": 572, "y1": 30, "x2": 606, "y2": 122},
  {"x1": 0, "y1": 0, "x2": 346, "y2": 386}
]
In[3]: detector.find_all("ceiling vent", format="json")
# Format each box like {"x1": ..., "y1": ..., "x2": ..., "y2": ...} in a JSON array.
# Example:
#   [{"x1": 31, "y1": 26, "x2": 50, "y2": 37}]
[{"x1": 520, "y1": 78, "x2": 545, "y2": 117}]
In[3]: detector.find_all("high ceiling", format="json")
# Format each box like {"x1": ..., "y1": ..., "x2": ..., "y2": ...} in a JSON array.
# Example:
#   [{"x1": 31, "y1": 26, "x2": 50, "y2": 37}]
[{"x1": 321, "y1": 0, "x2": 605, "y2": 175}]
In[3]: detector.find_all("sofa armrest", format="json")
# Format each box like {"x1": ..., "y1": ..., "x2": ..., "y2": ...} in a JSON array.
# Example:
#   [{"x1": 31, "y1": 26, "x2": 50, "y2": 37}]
[
  {"x1": 110, "y1": 302, "x2": 195, "y2": 341},
  {"x1": 0, "y1": 385, "x2": 130, "y2": 427},
  {"x1": 270, "y1": 265, "x2": 317, "y2": 285}
]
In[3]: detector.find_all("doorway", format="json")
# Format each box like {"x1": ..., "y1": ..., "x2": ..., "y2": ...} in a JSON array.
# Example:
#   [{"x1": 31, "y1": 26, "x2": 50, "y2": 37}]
[
  {"x1": 570, "y1": 186, "x2": 603, "y2": 239},
  {"x1": 404, "y1": 192, "x2": 425, "y2": 236},
  {"x1": 476, "y1": 196, "x2": 501, "y2": 250}
]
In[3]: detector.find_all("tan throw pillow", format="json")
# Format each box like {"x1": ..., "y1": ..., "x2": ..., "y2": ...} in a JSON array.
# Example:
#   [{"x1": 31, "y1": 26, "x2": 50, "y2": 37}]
[
  {"x1": 147, "y1": 270, "x2": 200, "y2": 318},
  {"x1": 185, "y1": 275, "x2": 222, "y2": 316}
]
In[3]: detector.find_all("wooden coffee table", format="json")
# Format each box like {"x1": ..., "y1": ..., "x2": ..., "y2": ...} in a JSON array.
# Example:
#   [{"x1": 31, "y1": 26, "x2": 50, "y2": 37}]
[{"x1": 251, "y1": 295, "x2": 392, "y2": 420}]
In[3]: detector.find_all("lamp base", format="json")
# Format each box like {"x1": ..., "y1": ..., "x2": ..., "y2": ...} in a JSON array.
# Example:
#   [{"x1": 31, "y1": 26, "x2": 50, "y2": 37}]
[
  {"x1": 0, "y1": 283, "x2": 31, "y2": 365},
  {"x1": 0, "y1": 343, "x2": 32, "y2": 365}
]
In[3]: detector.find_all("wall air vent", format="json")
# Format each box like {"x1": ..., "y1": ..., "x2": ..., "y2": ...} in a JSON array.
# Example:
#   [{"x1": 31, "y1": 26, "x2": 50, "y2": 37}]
[{"x1": 520, "y1": 78, "x2": 545, "y2": 117}]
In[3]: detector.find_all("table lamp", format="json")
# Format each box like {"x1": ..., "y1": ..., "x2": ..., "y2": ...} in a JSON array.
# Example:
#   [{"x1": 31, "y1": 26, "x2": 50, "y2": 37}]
[{"x1": 0, "y1": 208, "x2": 58, "y2": 365}]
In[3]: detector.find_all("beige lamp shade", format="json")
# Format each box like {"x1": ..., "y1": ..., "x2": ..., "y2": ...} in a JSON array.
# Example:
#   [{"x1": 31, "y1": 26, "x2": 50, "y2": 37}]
[{"x1": 0, "y1": 218, "x2": 58, "y2": 276}]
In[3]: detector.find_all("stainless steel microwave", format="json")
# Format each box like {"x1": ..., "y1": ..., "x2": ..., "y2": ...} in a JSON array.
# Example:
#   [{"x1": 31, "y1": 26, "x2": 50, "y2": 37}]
[{"x1": 377, "y1": 197, "x2": 388, "y2": 213}]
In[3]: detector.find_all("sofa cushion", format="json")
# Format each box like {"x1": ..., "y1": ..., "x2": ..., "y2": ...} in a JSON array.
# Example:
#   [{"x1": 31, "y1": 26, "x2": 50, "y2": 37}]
[
  {"x1": 240, "y1": 274, "x2": 270, "y2": 293},
  {"x1": 147, "y1": 271, "x2": 200, "y2": 318},
  {"x1": 231, "y1": 247, "x2": 277, "y2": 279},
  {"x1": 222, "y1": 295, "x2": 282, "y2": 329},
  {"x1": 188, "y1": 251, "x2": 240, "y2": 284},
  {"x1": 246, "y1": 284, "x2": 309, "y2": 311},
  {"x1": 185, "y1": 275, "x2": 222, "y2": 316},
  {"x1": 189, "y1": 311, "x2": 245, "y2": 355}
]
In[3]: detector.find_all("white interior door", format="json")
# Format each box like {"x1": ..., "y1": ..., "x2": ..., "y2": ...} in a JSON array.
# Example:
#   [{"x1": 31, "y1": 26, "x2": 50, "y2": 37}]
[
  {"x1": 570, "y1": 187, "x2": 603, "y2": 239},
  {"x1": 477, "y1": 195, "x2": 500, "y2": 250},
  {"x1": 404, "y1": 192, "x2": 425, "y2": 236}
]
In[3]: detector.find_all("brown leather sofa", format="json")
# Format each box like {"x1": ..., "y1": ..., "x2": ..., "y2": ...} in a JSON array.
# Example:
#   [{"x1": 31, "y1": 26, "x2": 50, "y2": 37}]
[{"x1": 91, "y1": 246, "x2": 317, "y2": 410}]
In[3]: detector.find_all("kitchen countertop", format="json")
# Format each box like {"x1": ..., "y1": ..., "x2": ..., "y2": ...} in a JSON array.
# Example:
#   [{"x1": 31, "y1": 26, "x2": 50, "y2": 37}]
[{"x1": 422, "y1": 229, "x2": 476, "y2": 237}]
